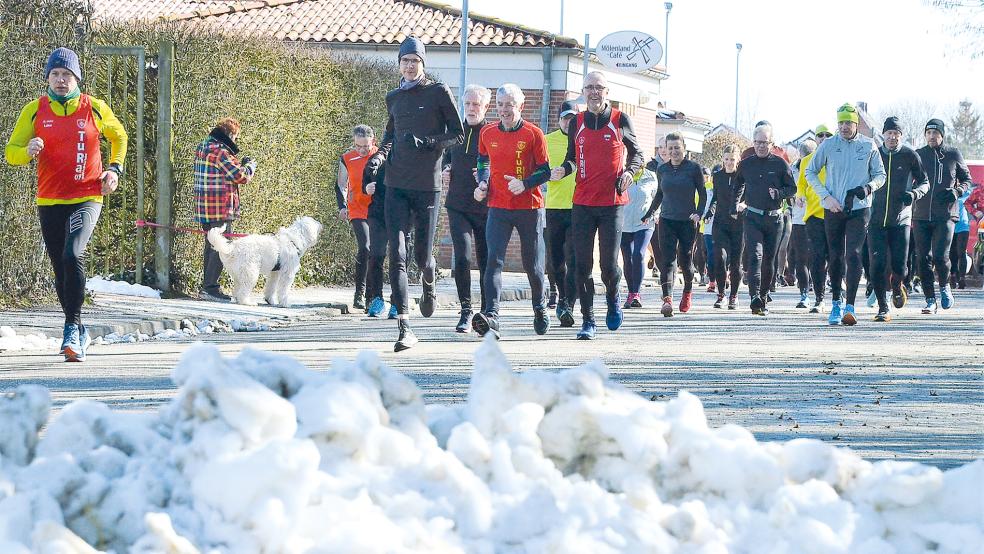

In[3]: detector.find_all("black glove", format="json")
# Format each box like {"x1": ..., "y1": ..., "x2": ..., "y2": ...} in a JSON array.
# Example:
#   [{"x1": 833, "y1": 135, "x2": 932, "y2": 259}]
[
  {"x1": 614, "y1": 171, "x2": 632, "y2": 194},
  {"x1": 849, "y1": 185, "x2": 870, "y2": 200},
  {"x1": 363, "y1": 152, "x2": 384, "y2": 183},
  {"x1": 935, "y1": 188, "x2": 960, "y2": 204},
  {"x1": 642, "y1": 209, "x2": 655, "y2": 223},
  {"x1": 902, "y1": 191, "x2": 915, "y2": 206},
  {"x1": 844, "y1": 193, "x2": 856, "y2": 212},
  {"x1": 240, "y1": 156, "x2": 253, "y2": 166},
  {"x1": 404, "y1": 132, "x2": 435, "y2": 151}
]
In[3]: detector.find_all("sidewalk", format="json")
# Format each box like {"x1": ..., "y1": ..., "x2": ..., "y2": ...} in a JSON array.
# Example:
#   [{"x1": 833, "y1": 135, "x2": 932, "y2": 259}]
[{"x1": 0, "y1": 270, "x2": 544, "y2": 342}]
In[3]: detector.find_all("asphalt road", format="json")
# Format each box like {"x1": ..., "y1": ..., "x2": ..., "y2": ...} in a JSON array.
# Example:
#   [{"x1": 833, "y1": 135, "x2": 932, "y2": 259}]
[{"x1": 2, "y1": 286, "x2": 982, "y2": 469}]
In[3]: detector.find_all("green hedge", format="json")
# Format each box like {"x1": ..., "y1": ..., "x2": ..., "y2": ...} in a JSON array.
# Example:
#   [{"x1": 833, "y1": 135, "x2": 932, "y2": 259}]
[{"x1": 0, "y1": 1, "x2": 396, "y2": 305}]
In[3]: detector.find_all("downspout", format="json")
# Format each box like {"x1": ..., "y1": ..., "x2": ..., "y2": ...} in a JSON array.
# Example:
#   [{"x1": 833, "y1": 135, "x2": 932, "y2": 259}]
[{"x1": 540, "y1": 44, "x2": 554, "y2": 131}]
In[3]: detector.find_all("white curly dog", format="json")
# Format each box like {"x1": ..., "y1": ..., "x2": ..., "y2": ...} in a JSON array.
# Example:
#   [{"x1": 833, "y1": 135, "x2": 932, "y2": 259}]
[{"x1": 207, "y1": 216, "x2": 322, "y2": 307}]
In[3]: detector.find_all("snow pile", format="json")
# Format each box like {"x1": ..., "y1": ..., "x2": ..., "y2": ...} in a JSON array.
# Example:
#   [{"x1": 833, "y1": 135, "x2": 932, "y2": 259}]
[
  {"x1": 0, "y1": 339, "x2": 980, "y2": 553},
  {"x1": 0, "y1": 326, "x2": 60, "y2": 353},
  {"x1": 86, "y1": 276, "x2": 161, "y2": 298}
]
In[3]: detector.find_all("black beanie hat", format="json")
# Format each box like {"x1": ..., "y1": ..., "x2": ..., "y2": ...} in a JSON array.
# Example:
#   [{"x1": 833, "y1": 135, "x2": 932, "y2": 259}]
[
  {"x1": 882, "y1": 116, "x2": 902, "y2": 133},
  {"x1": 925, "y1": 118, "x2": 945, "y2": 138},
  {"x1": 398, "y1": 36, "x2": 426, "y2": 66}
]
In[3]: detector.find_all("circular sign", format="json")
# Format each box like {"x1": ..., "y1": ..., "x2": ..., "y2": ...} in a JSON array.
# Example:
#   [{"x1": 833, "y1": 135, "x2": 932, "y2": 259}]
[{"x1": 595, "y1": 31, "x2": 663, "y2": 74}]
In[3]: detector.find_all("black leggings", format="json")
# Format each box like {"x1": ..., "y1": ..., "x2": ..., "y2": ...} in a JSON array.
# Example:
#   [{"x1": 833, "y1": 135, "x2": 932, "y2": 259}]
[
  {"x1": 38, "y1": 202, "x2": 102, "y2": 326},
  {"x1": 366, "y1": 214, "x2": 388, "y2": 301},
  {"x1": 743, "y1": 211, "x2": 782, "y2": 299},
  {"x1": 790, "y1": 224, "x2": 812, "y2": 293},
  {"x1": 621, "y1": 228, "x2": 654, "y2": 294},
  {"x1": 805, "y1": 217, "x2": 829, "y2": 302},
  {"x1": 658, "y1": 217, "x2": 697, "y2": 297},
  {"x1": 904, "y1": 225, "x2": 918, "y2": 288},
  {"x1": 712, "y1": 218, "x2": 743, "y2": 296},
  {"x1": 825, "y1": 208, "x2": 870, "y2": 305},
  {"x1": 950, "y1": 230, "x2": 969, "y2": 281},
  {"x1": 546, "y1": 208, "x2": 577, "y2": 307},
  {"x1": 448, "y1": 207, "x2": 488, "y2": 311},
  {"x1": 913, "y1": 219, "x2": 955, "y2": 298},
  {"x1": 483, "y1": 208, "x2": 546, "y2": 315},
  {"x1": 573, "y1": 204, "x2": 623, "y2": 318},
  {"x1": 384, "y1": 187, "x2": 440, "y2": 316},
  {"x1": 773, "y1": 212, "x2": 792, "y2": 287},
  {"x1": 351, "y1": 218, "x2": 370, "y2": 297},
  {"x1": 868, "y1": 224, "x2": 909, "y2": 309}
]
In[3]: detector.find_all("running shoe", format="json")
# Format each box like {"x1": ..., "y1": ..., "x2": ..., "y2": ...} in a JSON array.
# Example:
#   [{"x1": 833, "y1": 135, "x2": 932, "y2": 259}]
[
  {"x1": 394, "y1": 319, "x2": 418, "y2": 352},
  {"x1": 750, "y1": 296, "x2": 764, "y2": 315},
  {"x1": 713, "y1": 294, "x2": 724, "y2": 309},
  {"x1": 62, "y1": 323, "x2": 83, "y2": 362},
  {"x1": 810, "y1": 299, "x2": 824, "y2": 314},
  {"x1": 199, "y1": 289, "x2": 231, "y2": 302},
  {"x1": 828, "y1": 300, "x2": 843, "y2": 325},
  {"x1": 874, "y1": 308, "x2": 891, "y2": 322},
  {"x1": 623, "y1": 294, "x2": 634, "y2": 310},
  {"x1": 606, "y1": 294, "x2": 624, "y2": 331},
  {"x1": 679, "y1": 291, "x2": 693, "y2": 313},
  {"x1": 759, "y1": 303, "x2": 770, "y2": 316},
  {"x1": 796, "y1": 292, "x2": 808, "y2": 309},
  {"x1": 766, "y1": 292, "x2": 773, "y2": 304},
  {"x1": 891, "y1": 284, "x2": 907, "y2": 309},
  {"x1": 577, "y1": 319, "x2": 597, "y2": 340},
  {"x1": 353, "y1": 293, "x2": 366, "y2": 311},
  {"x1": 419, "y1": 278, "x2": 436, "y2": 317},
  {"x1": 367, "y1": 296, "x2": 386, "y2": 318},
  {"x1": 727, "y1": 295, "x2": 737, "y2": 310},
  {"x1": 547, "y1": 291, "x2": 558, "y2": 309},
  {"x1": 707, "y1": 282, "x2": 716, "y2": 293},
  {"x1": 630, "y1": 294, "x2": 643, "y2": 308},
  {"x1": 388, "y1": 303, "x2": 398, "y2": 319},
  {"x1": 921, "y1": 298, "x2": 938, "y2": 314},
  {"x1": 471, "y1": 312, "x2": 500, "y2": 339},
  {"x1": 940, "y1": 285, "x2": 954, "y2": 310},
  {"x1": 455, "y1": 308, "x2": 473, "y2": 333},
  {"x1": 842, "y1": 304, "x2": 857, "y2": 326},
  {"x1": 660, "y1": 296, "x2": 674, "y2": 317},
  {"x1": 533, "y1": 305, "x2": 551, "y2": 335},
  {"x1": 556, "y1": 300, "x2": 576, "y2": 328}
]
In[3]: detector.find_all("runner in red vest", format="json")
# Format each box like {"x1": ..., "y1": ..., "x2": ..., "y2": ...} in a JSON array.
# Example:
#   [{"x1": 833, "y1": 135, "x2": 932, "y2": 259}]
[
  {"x1": 551, "y1": 71, "x2": 644, "y2": 339},
  {"x1": 4, "y1": 47, "x2": 128, "y2": 362},
  {"x1": 335, "y1": 124, "x2": 378, "y2": 311}
]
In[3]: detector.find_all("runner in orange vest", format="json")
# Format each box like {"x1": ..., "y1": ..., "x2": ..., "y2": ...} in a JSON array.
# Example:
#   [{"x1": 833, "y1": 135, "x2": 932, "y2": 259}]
[
  {"x1": 335, "y1": 124, "x2": 378, "y2": 311},
  {"x1": 4, "y1": 47, "x2": 128, "y2": 362}
]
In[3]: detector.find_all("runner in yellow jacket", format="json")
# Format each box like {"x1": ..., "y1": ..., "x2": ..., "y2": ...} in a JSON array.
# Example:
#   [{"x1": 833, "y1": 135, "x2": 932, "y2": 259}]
[{"x1": 796, "y1": 124, "x2": 829, "y2": 313}]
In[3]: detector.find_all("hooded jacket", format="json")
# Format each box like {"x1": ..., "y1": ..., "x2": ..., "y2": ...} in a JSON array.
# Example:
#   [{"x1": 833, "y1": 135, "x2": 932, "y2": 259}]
[
  {"x1": 913, "y1": 144, "x2": 972, "y2": 222},
  {"x1": 872, "y1": 144, "x2": 929, "y2": 228}
]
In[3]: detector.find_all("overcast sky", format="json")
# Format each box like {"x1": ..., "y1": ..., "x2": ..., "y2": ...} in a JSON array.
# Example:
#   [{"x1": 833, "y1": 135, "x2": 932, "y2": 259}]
[{"x1": 447, "y1": 0, "x2": 983, "y2": 141}]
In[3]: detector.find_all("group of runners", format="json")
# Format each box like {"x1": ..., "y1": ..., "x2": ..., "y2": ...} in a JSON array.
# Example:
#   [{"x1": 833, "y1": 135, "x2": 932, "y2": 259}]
[{"x1": 336, "y1": 38, "x2": 977, "y2": 351}]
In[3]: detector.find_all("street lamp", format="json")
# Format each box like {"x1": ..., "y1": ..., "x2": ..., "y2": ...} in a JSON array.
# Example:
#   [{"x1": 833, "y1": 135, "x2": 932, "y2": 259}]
[
  {"x1": 734, "y1": 42, "x2": 742, "y2": 130},
  {"x1": 664, "y1": 2, "x2": 673, "y2": 70}
]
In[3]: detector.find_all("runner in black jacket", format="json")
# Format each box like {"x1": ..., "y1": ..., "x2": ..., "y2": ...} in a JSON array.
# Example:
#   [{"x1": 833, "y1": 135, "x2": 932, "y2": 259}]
[{"x1": 704, "y1": 144, "x2": 745, "y2": 309}]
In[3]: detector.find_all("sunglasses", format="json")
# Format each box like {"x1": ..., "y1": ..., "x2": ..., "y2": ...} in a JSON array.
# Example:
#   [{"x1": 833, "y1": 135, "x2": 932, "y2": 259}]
[{"x1": 817, "y1": 133, "x2": 833, "y2": 138}]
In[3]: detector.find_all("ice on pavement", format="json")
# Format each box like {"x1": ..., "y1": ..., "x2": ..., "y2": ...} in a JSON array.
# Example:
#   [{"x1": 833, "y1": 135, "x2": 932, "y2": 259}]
[
  {"x1": 0, "y1": 326, "x2": 60, "y2": 353},
  {"x1": 0, "y1": 339, "x2": 980, "y2": 553},
  {"x1": 85, "y1": 276, "x2": 162, "y2": 298}
]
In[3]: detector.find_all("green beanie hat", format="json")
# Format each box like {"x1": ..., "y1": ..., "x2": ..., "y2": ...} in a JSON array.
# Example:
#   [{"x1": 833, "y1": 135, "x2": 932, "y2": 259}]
[{"x1": 836, "y1": 103, "x2": 859, "y2": 124}]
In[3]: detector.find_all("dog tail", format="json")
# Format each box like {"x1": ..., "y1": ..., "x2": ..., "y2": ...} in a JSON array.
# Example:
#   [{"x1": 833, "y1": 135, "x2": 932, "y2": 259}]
[{"x1": 206, "y1": 225, "x2": 233, "y2": 255}]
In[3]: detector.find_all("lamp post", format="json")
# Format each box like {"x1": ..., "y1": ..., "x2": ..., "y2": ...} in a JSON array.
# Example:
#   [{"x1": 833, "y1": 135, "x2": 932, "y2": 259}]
[
  {"x1": 664, "y1": 2, "x2": 673, "y2": 70},
  {"x1": 560, "y1": 0, "x2": 565, "y2": 35},
  {"x1": 734, "y1": 42, "x2": 742, "y2": 130},
  {"x1": 458, "y1": 0, "x2": 469, "y2": 111}
]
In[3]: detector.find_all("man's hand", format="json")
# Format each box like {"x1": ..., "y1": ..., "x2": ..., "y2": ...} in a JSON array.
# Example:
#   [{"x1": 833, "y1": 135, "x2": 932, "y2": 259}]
[
  {"x1": 794, "y1": 196, "x2": 806, "y2": 208},
  {"x1": 505, "y1": 175, "x2": 525, "y2": 195},
  {"x1": 974, "y1": 210, "x2": 983, "y2": 220},
  {"x1": 27, "y1": 137, "x2": 44, "y2": 158},
  {"x1": 849, "y1": 185, "x2": 870, "y2": 200},
  {"x1": 441, "y1": 166, "x2": 451, "y2": 187},
  {"x1": 363, "y1": 152, "x2": 384, "y2": 182},
  {"x1": 616, "y1": 170, "x2": 633, "y2": 193},
  {"x1": 935, "y1": 188, "x2": 960, "y2": 204},
  {"x1": 822, "y1": 195, "x2": 843, "y2": 213},
  {"x1": 902, "y1": 191, "x2": 915, "y2": 207},
  {"x1": 550, "y1": 166, "x2": 566, "y2": 181},
  {"x1": 474, "y1": 182, "x2": 488, "y2": 202},
  {"x1": 736, "y1": 201, "x2": 747, "y2": 213},
  {"x1": 768, "y1": 188, "x2": 780, "y2": 200},
  {"x1": 689, "y1": 213, "x2": 701, "y2": 224},
  {"x1": 338, "y1": 208, "x2": 348, "y2": 221},
  {"x1": 365, "y1": 182, "x2": 376, "y2": 195},
  {"x1": 100, "y1": 170, "x2": 119, "y2": 195},
  {"x1": 244, "y1": 159, "x2": 257, "y2": 175}
]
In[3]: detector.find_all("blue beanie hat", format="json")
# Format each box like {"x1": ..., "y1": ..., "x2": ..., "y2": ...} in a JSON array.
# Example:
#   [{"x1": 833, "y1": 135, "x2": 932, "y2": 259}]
[
  {"x1": 398, "y1": 36, "x2": 426, "y2": 66},
  {"x1": 45, "y1": 47, "x2": 82, "y2": 82}
]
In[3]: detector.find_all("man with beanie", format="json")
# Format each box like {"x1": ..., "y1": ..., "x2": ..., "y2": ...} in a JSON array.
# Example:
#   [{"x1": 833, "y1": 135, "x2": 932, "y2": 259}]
[
  {"x1": 913, "y1": 118, "x2": 973, "y2": 312},
  {"x1": 805, "y1": 103, "x2": 886, "y2": 326},
  {"x1": 362, "y1": 36, "x2": 464, "y2": 352},
  {"x1": 869, "y1": 117, "x2": 928, "y2": 321},
  {"x1": 5, "y1": 47, "x2": 128, "y2": 361}
]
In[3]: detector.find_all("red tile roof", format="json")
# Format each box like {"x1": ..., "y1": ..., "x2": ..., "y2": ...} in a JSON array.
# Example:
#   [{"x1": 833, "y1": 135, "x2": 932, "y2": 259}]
[{"x1": 92, "y1": 0, "x2": 580, "y2": 48}]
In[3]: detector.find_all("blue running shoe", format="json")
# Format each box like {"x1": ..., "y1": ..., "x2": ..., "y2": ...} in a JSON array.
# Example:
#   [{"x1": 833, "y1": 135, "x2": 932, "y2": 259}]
[
  {"x1": 388, "y1": 303, "x2": 398, "y2": 319},
  {"x1": 940, "y1": 285, "x2": 954, "y2": 310},
  {"x1": 577, "y1": 319, "x2": 597, "y2": 340},
  {"x1": 866, "y1": 291, "x2": 877, "y2": 308},
  {"x1": 62, "y1": 323, "x2": 83, "y2": 362},
  {"x1": 605, "y1": 294, "x2": 623, "y2": 331},
  {"x1": 367, "y1": 296, "x2": 385, "y2": 317},
  {"x1": 841, "y1": 304, "x2": 857, "y2": 326},
  {"x1": 828, "y1": 300, "x2": 843, "y2": 326}
]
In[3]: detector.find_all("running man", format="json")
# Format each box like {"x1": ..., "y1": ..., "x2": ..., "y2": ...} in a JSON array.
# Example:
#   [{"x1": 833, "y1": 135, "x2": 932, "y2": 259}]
[
  {"x1": 335, "y1": 124, "x2": 378, "y2": 311},
  {"x1": 642, "y1": 133, "x2": 706, "y2": 317},
  {"x1": 797, "y1": 125, "x2": 832, "y2": 314},
  {"x1": 362, "y1": 37, "x2": 464, "y2": 351},
  {"x1": 442, "y1": 84, "x2": 491, "y2": 332},
  {"x1": 544, "y1": 100, "x2": 580, "y2": 328},
  {"x1": 913, "y1": 118, "x2": 973, "y2": 312},
  {"x1": 705, "y1": 144, "x2": 746, "y2": 309},
  {"x1": 551, "y1": 71, "x2": 644, "y2": 339},
  {"x1": 471, "y1": 83, "x2": 552, "y2": 338},
  {"x1": 870, "y1": 116, "x2": 928, "y2": 321},
  {"x1": 5, "y1": 47, "x2": 128, "y2": 361},
  {"x1": 806, "y1": 103, "x2": 886, "y2": 326}
]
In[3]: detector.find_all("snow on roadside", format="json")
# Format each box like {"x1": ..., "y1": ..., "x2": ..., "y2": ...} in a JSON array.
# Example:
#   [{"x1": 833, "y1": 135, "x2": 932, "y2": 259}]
[
  {"x1": 85, "y1": 276, "x2": 161, "y2": 298},
  {"x1": 0, "y1": 338, "x2": 980, "y2": 553},
  {"x1": 0, "y1": 326, "x2": 60, "y2": 353}
]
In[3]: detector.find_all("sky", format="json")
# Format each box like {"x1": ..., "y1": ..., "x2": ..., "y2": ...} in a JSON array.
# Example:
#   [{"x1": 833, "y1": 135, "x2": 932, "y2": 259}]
[{"x1": 446, "y1": 0, "x2": 984, "y2": 142}]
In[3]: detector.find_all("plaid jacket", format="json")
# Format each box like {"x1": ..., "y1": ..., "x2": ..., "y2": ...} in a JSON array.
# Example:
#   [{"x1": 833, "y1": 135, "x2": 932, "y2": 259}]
[{"x1": 194, "y1": 137, "x2": 252, "y2": 222}]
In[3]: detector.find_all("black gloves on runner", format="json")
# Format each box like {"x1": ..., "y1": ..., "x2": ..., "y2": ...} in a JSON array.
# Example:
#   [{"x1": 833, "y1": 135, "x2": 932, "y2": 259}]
[
  {"x1": 363, "y1": 152, "x2": 384, "y2": 183},
  {"x1": 902, "y1": 191, "x2": 916, "y2": 206},
  {"x1": 404, "y1": 132, "x2": 435, "y2": 151},
  {"x1": 849, "y1": 185, "x2": 871, "y2": 200},
  {"x1": 935, "y1": 188, "x2": 960, "y2": 203}
]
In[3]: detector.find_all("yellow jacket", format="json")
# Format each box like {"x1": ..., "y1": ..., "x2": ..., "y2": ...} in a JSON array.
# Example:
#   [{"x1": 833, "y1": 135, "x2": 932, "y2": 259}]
[
  {"x1": 797, "y1": 152, "x2": 825, "y2": 221},
  {"x1": 5, "y1": 94, "x2": 128, "y2": 205}
]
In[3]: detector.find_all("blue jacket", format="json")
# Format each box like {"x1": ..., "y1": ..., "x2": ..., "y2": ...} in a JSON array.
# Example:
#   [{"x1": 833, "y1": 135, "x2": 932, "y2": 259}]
[
  {"x1": 806, "y1": 133, "x2": 886, "y2": 211},
  {"x1": 956, "y1": 187, "x2": 972, "y2": 233}
]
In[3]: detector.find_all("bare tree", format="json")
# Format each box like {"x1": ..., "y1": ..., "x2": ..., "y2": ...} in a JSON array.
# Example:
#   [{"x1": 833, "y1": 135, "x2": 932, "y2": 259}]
[
  {"x1": 928, "y1": 0, "x2": 984, "y2": 58},
  {"x1": 874, "y1": 98, "x2": 943, "y2": 147}
]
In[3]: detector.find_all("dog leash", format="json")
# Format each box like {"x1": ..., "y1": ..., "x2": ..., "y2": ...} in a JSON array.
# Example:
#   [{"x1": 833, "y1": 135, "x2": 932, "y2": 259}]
[{"x1": 134, "y1": 219, "x2": 249, "y2": 238}]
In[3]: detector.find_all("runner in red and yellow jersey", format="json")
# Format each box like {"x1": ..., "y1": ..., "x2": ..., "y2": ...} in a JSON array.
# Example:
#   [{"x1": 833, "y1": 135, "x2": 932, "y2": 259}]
[
  {"x1": 5, "y1": 47, "x2": 128, "y2": 362},
  {"x1": 471, "y1": 83, "x2": 551, "y2": 339}
]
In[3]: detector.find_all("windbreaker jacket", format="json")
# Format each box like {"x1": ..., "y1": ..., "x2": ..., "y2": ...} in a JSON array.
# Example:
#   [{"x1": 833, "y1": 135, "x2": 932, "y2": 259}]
[
  {"x1": 622, "y1": 169, "x2": 658, "y2": 233},
  {"x1": 442, "y1": 121, "x2": 488, "y2": 214},
  {"x1": 805, "y1": 133, "x2": 886, "y2": 211},
  {"x1": 914, "y1": 144, "x2": 973, "y2": 222},
  {"x1": 872, "y1": 145, "x2": 928, "y2": 228}
]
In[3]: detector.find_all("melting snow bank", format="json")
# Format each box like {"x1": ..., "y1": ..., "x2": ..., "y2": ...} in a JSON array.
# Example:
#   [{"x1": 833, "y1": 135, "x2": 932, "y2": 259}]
[
  {"x1": 0, "y1": 326, "x2": 60, "y2": 353},
  {"x1": 0, "y1": 339, "x2": 980, "y2": 553},
  {"x1": 86, "y1": 276, "x2": 162, "y2": 299}
]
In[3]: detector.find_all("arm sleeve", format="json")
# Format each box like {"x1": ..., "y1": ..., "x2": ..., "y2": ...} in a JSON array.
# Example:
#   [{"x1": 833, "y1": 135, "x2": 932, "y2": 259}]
[
  {"x1": 219, "y1": 148, "x2": 252, "y2": 185},
  {"x1": 644, "y1": 168, "x2": 664, "y2": 218},
  {"x1": 477, "y1": 131, "x2": 490, "y2": 183},
  {"x1": 909, "y1": 151, "x2": 930, "y2": 199},
  {"x1": 91, "y1": 98, "x2": 128, "y2": 166},
  {"x1": 805, "y1": 144, "x2": 830, "y2": 199},
  {"x1": 779, "y1": 160, "x2": 797, "y2": 199},
  {"x1": 866, "y1": 147, "x2": 886, "y2": 192},
  {"x1": 426, "y1": 86, "x2": 465, "y2": 150},
  {"x1": 561, "y1": 122, "x2": 576, "y2": 176},
  {"x1": 953, "y1": 149, "x2": 972, "y2": 195},
  {"x1": 523, "y1": 130, "x2": 552, "y2": 189},
  {"x1": 377, "y1": 111, "x2": 395, "y2": 161},
  {"x1": 619, "y1": 114, "x2": 644, "y2": 175},
  {"x1": 694, "y1": 168, "x2": 707, "y2": 215},
  {"x1": 335, "y1": 157, "x2": 348, "y2": 211},
  {"x1": 525, "y1": 162, "x2": 552, "y2": 189},
  {"x1": 4, "y1": 101, "x2": 39, "y2": 166}
]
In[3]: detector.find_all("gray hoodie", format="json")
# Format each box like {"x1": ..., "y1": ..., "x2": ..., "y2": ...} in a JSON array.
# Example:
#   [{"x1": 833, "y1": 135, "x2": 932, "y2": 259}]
[{"x1": 805, "y1": 133, "x2": 886, "y2": 211}]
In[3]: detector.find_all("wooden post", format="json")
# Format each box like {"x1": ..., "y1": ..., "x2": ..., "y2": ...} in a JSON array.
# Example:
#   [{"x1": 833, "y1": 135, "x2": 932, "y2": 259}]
[{"x1": 155, "y1": 40, "x2": 175, "y2": 291}]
